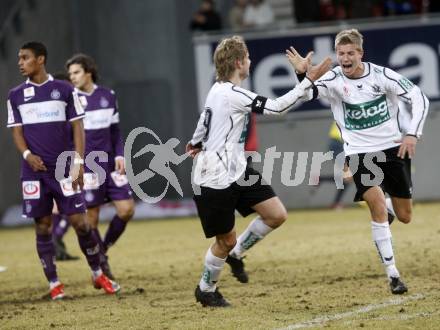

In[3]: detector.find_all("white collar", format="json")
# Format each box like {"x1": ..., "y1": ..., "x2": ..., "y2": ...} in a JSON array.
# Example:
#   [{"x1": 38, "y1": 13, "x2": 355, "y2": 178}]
[
  {"x1": 26, "y1": 74, "x2": 53, "y2": 87},
  {"x1": 75, "y1": 84, "x2": 98, "y2": 96}
]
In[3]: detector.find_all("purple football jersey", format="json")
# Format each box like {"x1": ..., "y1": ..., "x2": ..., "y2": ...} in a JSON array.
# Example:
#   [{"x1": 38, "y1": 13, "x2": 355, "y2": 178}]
[
  {"x1": 7, "y1": 75, "x2": 85, "y2": 175},
  {"x1": 77, "y1": 85, "x2": 124, "y2": 159}
]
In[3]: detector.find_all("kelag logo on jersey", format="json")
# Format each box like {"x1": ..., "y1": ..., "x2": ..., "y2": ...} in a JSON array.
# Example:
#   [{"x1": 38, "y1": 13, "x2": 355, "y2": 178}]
[{"x1": 343, "y1": 95, "x2": 390, "y2": 130}]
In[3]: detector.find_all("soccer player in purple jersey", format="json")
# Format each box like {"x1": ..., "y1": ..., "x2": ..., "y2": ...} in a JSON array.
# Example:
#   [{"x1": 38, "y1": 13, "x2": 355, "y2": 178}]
[
  {"x1": 7, "y1": 42, "x2": 120, "y2": 299},
  {"x1": 66, "y1": 54, "x2": 135, "y2": 280},
  {"x1": 50, "y1": 71, "x2": 79, "y2": 261}
]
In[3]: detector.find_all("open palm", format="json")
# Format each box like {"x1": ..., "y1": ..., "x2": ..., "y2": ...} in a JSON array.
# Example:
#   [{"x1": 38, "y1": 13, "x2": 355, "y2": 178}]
[{"x1": 286, "y1": 47, "x2": 313, "y2": 74}]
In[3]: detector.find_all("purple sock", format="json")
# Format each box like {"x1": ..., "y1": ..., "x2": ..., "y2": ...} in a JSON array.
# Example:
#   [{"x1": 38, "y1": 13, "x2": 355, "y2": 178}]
[
  {"x1": 76, "y1": 229, "x2": 101, "y2": 271},
  {"x1": 92, "y1": 228, "x2": 106, "y2": 254},
  {"x1": 36, "y1": 234, "x2": 58, "y2": 283},
  {"x1": 52, "y1": 214, "x2": 70, "y2": 239},
  {"x1": 104, "y1": 215, "x2": 127, "y2": 250}
]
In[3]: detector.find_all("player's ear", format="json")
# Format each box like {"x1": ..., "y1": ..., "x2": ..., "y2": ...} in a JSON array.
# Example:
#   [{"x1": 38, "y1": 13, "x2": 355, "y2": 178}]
[{"x1": 37, "y1": 55, "x2": 46, "y2": 66}]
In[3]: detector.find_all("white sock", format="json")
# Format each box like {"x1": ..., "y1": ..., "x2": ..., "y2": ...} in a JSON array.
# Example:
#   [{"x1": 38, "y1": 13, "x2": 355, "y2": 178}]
[
  {"x1": 49, "y1": 280, "x2": 61, "y2": 290},
  {"x1": 230, "y1": 216, "x2": 273, "y2": 259},
  {"x1": 371, "y1": 221, "x2": 399, "y2": 279},
  {"x1": 199, "y1": 247, "x2": 226, "y2": 292},
  {"x1": 92, "y1": 268, "x2": 103, "y2": 279},
  {"x1": 385, "y1": 198, "x2": 396, "y2": 216}
]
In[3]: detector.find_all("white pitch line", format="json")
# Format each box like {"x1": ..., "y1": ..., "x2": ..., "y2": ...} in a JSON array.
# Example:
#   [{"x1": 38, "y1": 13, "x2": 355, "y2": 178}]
[{"x1": 277, "y1": 293, "x2": 425, "y2": 330}]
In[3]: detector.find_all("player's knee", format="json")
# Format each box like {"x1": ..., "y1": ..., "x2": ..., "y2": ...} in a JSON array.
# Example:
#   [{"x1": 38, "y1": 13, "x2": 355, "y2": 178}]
[
  {"x1": 265, "y1": 209, "x2": 288, "y2": 228},
  {"x1": 71, "y1": 218, "x2": 90, "y2": 235},
  {"x1": 396, "y1": 209, "x2": 412, "y2": 224},
  {"x1": 218, "y1": 236, "x2": 237, "y2": 252},
  {"x1": 117, "y1": 206, "x2": 134, "y2": 222},
  {"x1": 35, "y1": 222, "x2": 51, "y2": 235}
]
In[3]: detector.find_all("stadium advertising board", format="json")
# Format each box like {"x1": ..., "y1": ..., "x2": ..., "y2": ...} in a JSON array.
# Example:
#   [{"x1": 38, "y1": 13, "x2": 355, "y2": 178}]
[{"x1": 194, "y1": 20, "x2": 440, "y2": 115}]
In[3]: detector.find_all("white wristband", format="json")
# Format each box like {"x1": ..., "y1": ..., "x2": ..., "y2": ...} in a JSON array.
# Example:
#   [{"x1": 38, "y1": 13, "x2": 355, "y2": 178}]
[
  {"x1": 73, "y1": 158, "x2": 84, "y2": 165},
  {"x1": 23, "y1": 149, "x2": 31, "y2": 160}
]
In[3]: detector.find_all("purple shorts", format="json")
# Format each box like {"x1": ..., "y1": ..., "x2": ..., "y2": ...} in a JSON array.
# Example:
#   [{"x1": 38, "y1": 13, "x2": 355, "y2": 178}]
[
  {"x1": 22, "y1": 174, "x2": 86, "y2": 218},
  {"x1": 83, "y1": 169, "x2": 133, "y2": 208}
]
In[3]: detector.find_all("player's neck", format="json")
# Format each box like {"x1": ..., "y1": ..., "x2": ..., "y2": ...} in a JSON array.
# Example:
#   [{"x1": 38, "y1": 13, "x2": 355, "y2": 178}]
[
  {"x1": 229, "y1": 72, "x2": 242, "y2": 86},
  {"x1": 28, "y1": 70, "x2": 49, "y2": 84},
  {"x1": 81, "y1": 81, "x2": 95, "y2": 94},
  {"x1": 351, "y1": 63, "x2": 365, "y2": 78}
]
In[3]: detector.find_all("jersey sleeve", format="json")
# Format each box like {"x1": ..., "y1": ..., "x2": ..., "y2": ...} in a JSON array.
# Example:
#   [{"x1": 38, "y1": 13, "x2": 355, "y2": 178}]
[
  {"x1": 382, "y1": 67, "x2": 429, "y2": 137},
  {"x1": 109, "y1": 91, "x2": 124, "y2": 157},
  {"x1": 229, "y1": 78, "x2": 313, "y2": 116},
  {"x1": 314, "y1": 70, "x2": 338, "y2": 101},
  {"x1": 6, "y1": 91, "x2": 22, "y2": 127},
  {"x1": 66, "y1": 87, "x2": 85, "y2": 122},
  {"x1": 190, "y1": 108, "x2": 208, "y2": 146}
]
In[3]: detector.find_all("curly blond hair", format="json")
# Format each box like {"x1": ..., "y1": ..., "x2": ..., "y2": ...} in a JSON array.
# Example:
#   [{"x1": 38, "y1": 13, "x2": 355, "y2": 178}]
[
  {"x1": 213, "y1": 35, "x2": 248, "y2": 82},
  {"x1": 335, "y1": 29, "x2": 364, "y2": 51}
]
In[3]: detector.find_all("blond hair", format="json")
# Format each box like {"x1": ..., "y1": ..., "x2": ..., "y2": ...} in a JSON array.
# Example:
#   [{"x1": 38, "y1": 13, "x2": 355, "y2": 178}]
[
  {"x1": 334, "y1": 29, "x2": 364, "y2": 51},
  {"x1": 213, "y1": 35, "x2": 248, "y2": 82}
]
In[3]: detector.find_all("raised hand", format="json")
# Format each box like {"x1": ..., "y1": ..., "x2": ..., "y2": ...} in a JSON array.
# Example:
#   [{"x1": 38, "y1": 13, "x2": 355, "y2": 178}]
[
  {"x1": 306, "y1": 57, "x2": 333, "y2": 82},
  {"x1": 286, "y1": 47, "x2": 313, "y2": 74}
]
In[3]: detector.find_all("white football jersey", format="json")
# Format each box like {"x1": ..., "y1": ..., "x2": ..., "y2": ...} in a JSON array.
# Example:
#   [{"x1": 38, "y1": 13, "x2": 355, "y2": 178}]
[
  {"x1": 190, "y1": 79, "x2": 313, "y2": 189},
  {"x1": 311, "y1": 62, "x2": 429, "y2": 155}
]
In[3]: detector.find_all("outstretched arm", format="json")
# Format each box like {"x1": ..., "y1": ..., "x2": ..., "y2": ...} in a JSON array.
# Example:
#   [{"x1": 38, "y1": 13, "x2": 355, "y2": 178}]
[{"x1": 232, "y1": 56, "x2": 332, "y2": 116}]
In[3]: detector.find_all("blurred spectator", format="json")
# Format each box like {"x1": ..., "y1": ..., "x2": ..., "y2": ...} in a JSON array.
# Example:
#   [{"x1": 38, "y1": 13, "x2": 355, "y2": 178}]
[
  {"x1": 319, "y1": 0, "x2": 339, "y2": 21},
  {"x1": 320, "y1": 0, "x2": 384, "y2": 21},
  {"x1": 429, "y1": 0, "x2": 440, "y2": 12},
  {"x1": 243, "y1": 0, "x2": 274, "y2": 28},
  {"x1": 189, "y1": 0, "x2": 222, "y2": 32},
  {"x1": 229, "y1": 0, "x2": 248, "y2": 30},
  {"x1": 383, "y1": 0, "x2": 416, "y2": 15},
  {"x1": 293, "y1": 0, "x2": 320, "y2": 23}
]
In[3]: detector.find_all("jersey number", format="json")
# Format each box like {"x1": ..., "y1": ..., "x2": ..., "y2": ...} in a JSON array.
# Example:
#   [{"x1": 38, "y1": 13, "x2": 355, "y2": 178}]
[{"x1": 203, "y1": 108, "x2": 212, "y2": 142}]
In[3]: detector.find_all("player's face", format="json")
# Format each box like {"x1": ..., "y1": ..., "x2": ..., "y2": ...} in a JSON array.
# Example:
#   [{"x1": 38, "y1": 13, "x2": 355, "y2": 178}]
[
  {"x1": 239, "y1": 52, "x2": 251, "y2": 80},
  {"x1": 68, "y1": 63, "x2": 92, "y2": 90},
  {"x1": 336, "y1": 43, "x2": 364, "y2": 78},
  {"x1": 18, "y1": 49, "x2": 42, "y2": 77}
]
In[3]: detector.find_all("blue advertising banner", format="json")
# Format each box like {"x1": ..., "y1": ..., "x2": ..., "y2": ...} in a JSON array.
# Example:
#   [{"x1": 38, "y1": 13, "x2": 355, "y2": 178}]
[{"x1": 194, "y1": 19, "x2": 440, "y2": 114}]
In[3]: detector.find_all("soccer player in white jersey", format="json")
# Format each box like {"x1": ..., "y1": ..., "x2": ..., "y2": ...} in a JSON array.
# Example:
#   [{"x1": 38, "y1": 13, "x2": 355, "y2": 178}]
[
  {"x1": 187, "y1": 35, "x2": 332, "y2": 307},
  {"x1": 287, "y1": 29, "x2": 429, "y2": 294}
]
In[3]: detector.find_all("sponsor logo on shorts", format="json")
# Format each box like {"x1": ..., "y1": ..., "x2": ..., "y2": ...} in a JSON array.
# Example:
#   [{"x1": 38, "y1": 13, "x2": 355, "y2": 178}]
[
  {"x1": 22, "y1": 181, "x2": 40, "y2": 199},
  {"x1": 343, "y1": 95, "x2": 390, "y2": 130}
]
